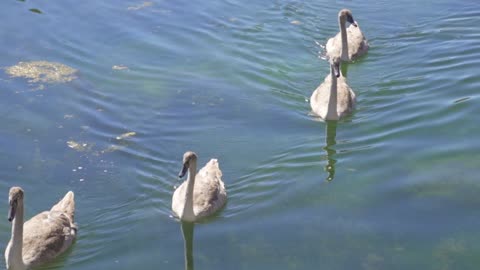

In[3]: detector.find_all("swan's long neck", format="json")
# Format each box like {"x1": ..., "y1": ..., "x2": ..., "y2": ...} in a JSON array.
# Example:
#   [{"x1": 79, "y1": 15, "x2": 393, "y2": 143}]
[
  {"x1": 339, "y1": 17, "x2": 349, "y2": 60},
  {"x1": 325, "y1": 66, "x2": 338, "y2": 119},
  {"x1": 7, "y1": 201, "x2": 26, "y2": 270},
  {"x1": 181, "y1": 161, "x2": 197, "y2": 221}
]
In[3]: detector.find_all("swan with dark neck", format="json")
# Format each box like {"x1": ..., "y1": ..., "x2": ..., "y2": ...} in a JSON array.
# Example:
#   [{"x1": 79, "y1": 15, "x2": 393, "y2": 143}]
[
  {"x1": 5, "y1": 187, "x2": 77, "y2": 270},
  {"x1": 326, "y1": 9, "x2": 369, "y2": 62},
  {"x1": 310, "y1": 60, "x2": 356, "y2": 120},
  {"x1": 172, "y1": 151, "x2": 227, "y2": 222}
]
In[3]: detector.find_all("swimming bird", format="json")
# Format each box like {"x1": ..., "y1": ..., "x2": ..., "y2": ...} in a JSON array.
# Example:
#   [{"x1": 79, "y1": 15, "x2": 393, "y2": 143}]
[
  {"x1": 172, "y1": 151, "x2": 227, "y2": 222},
  {"x1": 310, "y1": 59, "x2": 356, "y2": 120},
  {"x1": 326, "y1": 9, "x2": 369, "y2": 62},
  {"x1": 5, "y1": 187, "x2": 77, "y2": 270}
]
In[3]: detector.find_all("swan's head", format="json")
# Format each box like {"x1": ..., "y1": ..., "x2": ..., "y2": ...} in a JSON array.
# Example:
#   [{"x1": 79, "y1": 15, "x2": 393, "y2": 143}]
[
  {"x1": 179, "y1": 151, "x2": 198, "y2": 178},
  {"x1": 330, "y1": 58, "x2": 341, "y2": 78},
  {"x1": 8, "y1": 187, "x2": 24, "y2": 222},
  {"x1": 339, "y1": 9, "x2": 357, "y2": 27}
]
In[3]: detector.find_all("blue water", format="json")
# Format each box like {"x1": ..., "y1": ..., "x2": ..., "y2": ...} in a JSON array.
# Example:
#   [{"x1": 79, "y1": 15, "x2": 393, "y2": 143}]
[{"x1": 1, "y1": 0, "x2": 480, "y2": 269}]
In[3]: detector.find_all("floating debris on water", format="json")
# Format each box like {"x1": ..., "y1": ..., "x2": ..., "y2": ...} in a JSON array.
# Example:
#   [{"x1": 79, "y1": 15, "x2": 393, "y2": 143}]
[
  {"x1": 5, "y1": 61, "x2": 77, "y2": 83},
  {"x1": 66, "y1": 132, "x2": 135, "y2": 156},
  {"x1": 127, "y1": 1, "x2": 153, "y2": 11},
  {"x1": 112, "y1": 65, "x2": 128, "y2": 70},
  {"x1": 102, "y1": 144, "x2": 123, "y2": 153},
  {"x1": 29, "y1": 8, "x2": 42, "y2": 14},
  {"x1": 67, "y1": 141, "x2": 91, "y2": 152},
  {"x1": 290, "y1": 20, "x2": 302, "y2": 25},
  {"x1": 116, "y1": 131, "x2": 136, "y2": 140}
]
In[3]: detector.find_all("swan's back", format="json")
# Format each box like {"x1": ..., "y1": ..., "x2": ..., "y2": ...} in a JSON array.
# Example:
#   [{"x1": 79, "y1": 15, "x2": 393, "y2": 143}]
[
  {"x1": 326, "y1": 24, "x2": 369, "y2": 61},
  {"x1": 22, "y1": 192, "x2": 77, "y2": 267},
  {"x1": 193, "y1": 159, "x2": 227, "y2": 218},
  {"x1": 326, "y1": 34, "x2": 342, "y2": 60},
  {"x1": 50, "y1": 191, "x2": 75, "y2": 221},
  {"x1": 346, "y1": 24, "x2": 368, "y2": 60},
  {"x1": 310, "y1": 75, "x2": 356, "y2": 120}
]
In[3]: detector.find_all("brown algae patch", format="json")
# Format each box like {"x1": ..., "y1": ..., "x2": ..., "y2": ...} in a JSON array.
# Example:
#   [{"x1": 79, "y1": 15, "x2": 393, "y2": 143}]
[{"x1": 5, "y1": 61, "x2": 77, "y2": 83}]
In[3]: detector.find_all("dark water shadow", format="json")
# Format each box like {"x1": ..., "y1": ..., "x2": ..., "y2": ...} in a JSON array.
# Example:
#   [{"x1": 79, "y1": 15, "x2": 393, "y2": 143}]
[
  {"x1": 181, "y1": 221, "x2": 195, "y2": 270},
  {"x1": 323, "y1": 120, "x2": 338, "y2": 182}
]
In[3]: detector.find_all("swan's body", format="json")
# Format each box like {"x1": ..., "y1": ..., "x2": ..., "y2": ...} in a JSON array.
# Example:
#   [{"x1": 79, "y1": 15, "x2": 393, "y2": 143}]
[
  {"x1": 326, "y1": 9, "x2": 369, "y2": 62},
  {"x1": 172, "y1": 151, "x2": 227, "y2": 222},
  {"x1": 310, "y1": 61, "x2": 356, "y2": 120},
  {"x1": 5, "y1": 187, "x2": 77, "y2": 270}
]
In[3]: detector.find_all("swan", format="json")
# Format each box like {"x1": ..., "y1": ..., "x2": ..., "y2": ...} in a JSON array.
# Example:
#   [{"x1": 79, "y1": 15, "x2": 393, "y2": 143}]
[
  {"x1": 310, "y1": 59, "x2": 356, "y2": 120},
  {"x1": 5, "y1": 187, "x2": 77, "y2": 270},
  {"x1": 326, "y1": 9, "x2": 369, "y2": 62},
  {"x1": 172, "y1": 151, "x2": 227, "y2": 222}
]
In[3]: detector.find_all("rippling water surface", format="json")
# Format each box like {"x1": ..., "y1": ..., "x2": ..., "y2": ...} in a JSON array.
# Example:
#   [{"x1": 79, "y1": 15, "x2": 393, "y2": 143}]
[{"x1": 1, "y1": 0, "x2": 479, "y2": 269}]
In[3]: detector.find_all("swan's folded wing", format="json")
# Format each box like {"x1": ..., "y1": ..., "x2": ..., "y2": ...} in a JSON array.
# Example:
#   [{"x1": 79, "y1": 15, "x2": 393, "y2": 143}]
[
  {"x1": 194, "y1": 159, "x2": 227, "y2": 216},
  {"x1": 22, "y1": 211, "x2": 76, "y2": 267},
  {"x1": 326, "y1": 33, "x2": 342, "y2": 59},
  {"x1": 347, "y1": 25, "x2": 368, "y2": 59},
  {"x1": 336, "y1": 77, "x2": 356, "y2": 117},
  {"x1": 50, "y1": 191, "x2": 75, "y2": 221}
]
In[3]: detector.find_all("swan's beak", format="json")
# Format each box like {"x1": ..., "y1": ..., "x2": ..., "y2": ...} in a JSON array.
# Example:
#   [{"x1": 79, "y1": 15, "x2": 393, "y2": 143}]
[
  {"x1": 7, "y1": 200, "x2": 16, "y2": 222},
  {"x1": 333, "y1": 62, "x2": 341, "y2": 78},
  {"x1": 346, "y1": 15, "x2": 357, "y2": 27},
  {"x1": 178, "y1": 164, "x2": 188, "y2": 178}
]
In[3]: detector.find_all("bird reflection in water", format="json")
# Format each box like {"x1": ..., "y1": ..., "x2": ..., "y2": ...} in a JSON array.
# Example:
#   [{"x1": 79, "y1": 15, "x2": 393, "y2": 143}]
[
  {"x1": 181, "y1": 221, "x2": 195, "y2": 270},
  {"x1": 323, "y1": 121, "x2": 338, "y2": 182}
]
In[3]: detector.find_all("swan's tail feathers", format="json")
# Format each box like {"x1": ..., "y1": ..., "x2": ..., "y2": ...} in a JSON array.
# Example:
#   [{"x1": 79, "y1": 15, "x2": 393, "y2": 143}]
[
  {"x1": 51, "y1": 191, "x2": 76, "y2": 221},
  {"x1": 202, "y1": 159, "x2": 223, "y2": 180},
  {"x1": 207, "y1": 158, "x2": 219, "y2": 168}
]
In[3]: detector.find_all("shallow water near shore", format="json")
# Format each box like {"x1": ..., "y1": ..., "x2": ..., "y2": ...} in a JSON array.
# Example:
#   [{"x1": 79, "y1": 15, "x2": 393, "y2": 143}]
[{"x1": 1, "y1": 0, "x2": 480, "y2": 269}]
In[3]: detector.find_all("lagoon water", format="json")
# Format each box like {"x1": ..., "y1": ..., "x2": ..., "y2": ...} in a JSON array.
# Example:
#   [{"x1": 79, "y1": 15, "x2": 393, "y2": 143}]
[{"x1": 1, "y1": 0, "x2": 480, "y2": 269}]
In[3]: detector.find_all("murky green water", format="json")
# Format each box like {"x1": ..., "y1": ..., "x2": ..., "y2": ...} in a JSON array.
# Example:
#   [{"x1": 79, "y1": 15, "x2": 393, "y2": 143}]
[{"x1": 1, "y1": 0, "x2": 480, "y2": 269}]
